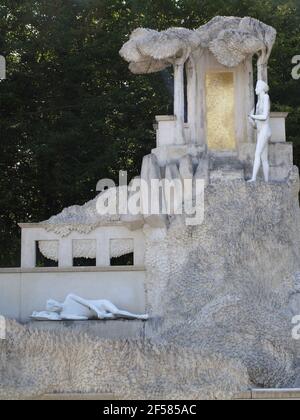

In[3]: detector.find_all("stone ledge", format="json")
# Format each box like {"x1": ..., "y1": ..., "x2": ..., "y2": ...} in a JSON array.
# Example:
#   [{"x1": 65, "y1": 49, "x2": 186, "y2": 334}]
[
  {"x1": 31, "y1": 388, "x2": 300, "y2": 400},
  {"x1": 30, "y1": 393, "x2": 116, "y2": 400},
  {"x1": 252, "y1": 388, "x2": 300, "y2": 400},
  {"x1": 235, "y1": 388, "x2": 300, "y2": 400},
  {"x1": 234, "y1": 390, "x2": 252, "y2": 399},
  {"x1": 270, "y1": 112, "x2": 289, "y2": 118},
  {"x1": 155, "y1": 115, "x2": 177, "y2": 122},
  {"x1": 0, "y1": 266, "x2": 146, "y2": 274},
  {"x1": 27, "y1": 319, "x2": 146, "y2": 340}
]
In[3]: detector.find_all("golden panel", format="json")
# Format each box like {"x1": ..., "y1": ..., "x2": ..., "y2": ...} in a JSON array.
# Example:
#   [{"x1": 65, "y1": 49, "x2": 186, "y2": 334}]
[{"x1": 205, "y1": 72, "x2": 236, "y2": 150}]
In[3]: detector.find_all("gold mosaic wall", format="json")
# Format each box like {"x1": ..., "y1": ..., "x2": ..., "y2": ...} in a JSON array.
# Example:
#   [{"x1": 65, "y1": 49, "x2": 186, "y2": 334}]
[{"x1": 206, "y1": 72, "x2": 236, "y2": 150}]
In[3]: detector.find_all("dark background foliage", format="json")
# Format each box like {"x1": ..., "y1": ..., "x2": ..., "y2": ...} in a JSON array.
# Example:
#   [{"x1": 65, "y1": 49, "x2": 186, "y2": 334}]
[{"x1": 0, "y1": 0, "x2": 300, "y2": 266}]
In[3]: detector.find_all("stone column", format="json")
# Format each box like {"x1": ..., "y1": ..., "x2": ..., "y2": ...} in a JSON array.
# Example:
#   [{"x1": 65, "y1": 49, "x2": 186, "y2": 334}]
[
  {"x1": 186, "y1": 56, "x2": 197, "y2": 144},
  {"x1": 133, "y1": 233, "x2": 145, "y2": 266},
  {"x1": 96, "y1": 232, "x2": 110, "y2": 267},
  {"x1": 21, "y1": 228, "x2": 36, "y2": 268},
  {"x1": 58, "y1": 238, "x2": 73, "y2": 268},
  {"x1": 174, "y1": 61, "x2": 185, "y2": 145}
]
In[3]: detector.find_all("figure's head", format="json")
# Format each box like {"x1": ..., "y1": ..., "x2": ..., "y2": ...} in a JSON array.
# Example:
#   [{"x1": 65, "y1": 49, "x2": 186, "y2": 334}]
[
  {"x1": 46, "y1": 299, "x2": 63, "y2": 313},
  {"x1": 256, "y1": 80, "x2": 269, "y2": 95}
]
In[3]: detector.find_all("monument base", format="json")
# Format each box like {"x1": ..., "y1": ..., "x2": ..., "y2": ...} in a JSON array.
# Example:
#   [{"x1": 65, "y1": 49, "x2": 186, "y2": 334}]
[{"x1": 1, "y1": 171, "x2": 300, "y2": 400}]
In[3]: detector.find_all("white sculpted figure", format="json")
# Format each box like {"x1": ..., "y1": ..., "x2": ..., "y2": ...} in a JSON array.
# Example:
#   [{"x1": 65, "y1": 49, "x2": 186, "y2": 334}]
[
  {"x1": 31, "y1": 294, "x2": 149, "y2": 321},
  {"x1": 248, "y1": 80, "x2": 272, "y2": 182}
]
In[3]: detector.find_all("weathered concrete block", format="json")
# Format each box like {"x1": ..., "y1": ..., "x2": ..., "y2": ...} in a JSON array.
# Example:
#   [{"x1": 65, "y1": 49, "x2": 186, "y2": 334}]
[
  {"x1": 210, "y1": 168, "x2": 245, "y2": 183},
  {"x1": 269, "y1": 142, "x2": 293, "y2": 167},
  {"x1": 179, "y1": 154, "x2": 194, "y2": 180},
  {"x1": 270, "y1": 112, "x2": 289, "y2": 143},
  {"x1": 239, "y1": 142, "x2": 293, "y2": 181},
  {"x1": 152, "y1": 145, "x2": 205, "y2": 167},
  {"x1": 194, "y1": 157, "x2": 210, "y2": 186},
  {"x1": 141, "y1": 154, "x2": 168, "y2": 228}
]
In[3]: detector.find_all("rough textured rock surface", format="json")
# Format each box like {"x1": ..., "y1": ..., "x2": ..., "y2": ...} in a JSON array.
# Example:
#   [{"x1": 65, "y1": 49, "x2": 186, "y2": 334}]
[
  {"x1": 119, "y1": 27, "x2": 203, "y2": 74},
  {"x1": 203, "y1": 16, "x2": 276, "y2": 70},
  {"x1": 43, "y1": 192, "x2": 121, "y2": 237},
  {"x1": 0, "y1": 320, "x2": 249, "y2": 400},
  {"x1": 145, "y1": 168, "x2": 300, "y2": 389},
  {"x1": 2, "y1": 170, "x2": 300, "y2": 399}
]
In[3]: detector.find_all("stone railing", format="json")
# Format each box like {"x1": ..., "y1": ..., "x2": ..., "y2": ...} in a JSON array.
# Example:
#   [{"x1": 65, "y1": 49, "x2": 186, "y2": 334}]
[{"x1": 19, "y1": 223, "x2": 145, "y2": 269}]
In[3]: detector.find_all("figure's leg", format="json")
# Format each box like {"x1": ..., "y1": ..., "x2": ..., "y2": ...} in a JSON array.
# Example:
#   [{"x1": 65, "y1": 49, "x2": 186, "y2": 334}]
[
  {"x1": 112, "y1": 310, "x2": 149, "y2": 320},
  {"x1": 248, "y1": 133, "x2": 265, "y2": 182},
  {"x1": 68, "y1": 294, "x2": 109, "y2": 319},
  {"x1": 101, "y1": 300, "x2": 119, "y2": 313},
  {"x1": 69, "y1": 295, "x2": 148, "y2": 320},
  {"x1": 110, "y1": 308, "x2": 148, "y2": 320},
  {"x1": 261, "y1": 141, "x2": 269, "y2": 182},
  {"x1": 114, "y1": 310, "x2": 148, "y2": 320},
  {"x1": 102, "y1": 301, "x2": 148, "y2": 320}
]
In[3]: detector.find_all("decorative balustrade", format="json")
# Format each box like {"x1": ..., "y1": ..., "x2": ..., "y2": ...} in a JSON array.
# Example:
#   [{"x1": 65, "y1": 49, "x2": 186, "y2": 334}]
[{"x1": 19, "y1": 223, "x2": 145, "y2": 269}]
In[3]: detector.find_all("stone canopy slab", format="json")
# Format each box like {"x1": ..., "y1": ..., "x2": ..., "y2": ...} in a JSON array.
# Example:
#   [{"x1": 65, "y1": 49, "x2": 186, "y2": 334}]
[{"x1": 120, "y1": 16, "x2": 276, "y2": 81}]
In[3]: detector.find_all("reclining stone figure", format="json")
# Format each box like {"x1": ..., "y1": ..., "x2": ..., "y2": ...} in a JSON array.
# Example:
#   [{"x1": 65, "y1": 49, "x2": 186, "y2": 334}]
[{"x1": 31, "y1": 294, "x2": 149, "y2": 321}]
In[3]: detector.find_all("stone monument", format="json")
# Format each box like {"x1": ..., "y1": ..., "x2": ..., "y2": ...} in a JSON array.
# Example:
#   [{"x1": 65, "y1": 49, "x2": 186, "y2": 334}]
[{"x1": 0, "y1": 16, "x2": 300, "y2": 400}]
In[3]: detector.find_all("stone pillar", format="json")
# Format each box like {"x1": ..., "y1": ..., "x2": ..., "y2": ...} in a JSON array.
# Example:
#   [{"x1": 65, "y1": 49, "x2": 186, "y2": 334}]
[
  {"x1": 186, "y1": 57, "x2": 197, "y2": 144},
  {"x1": 174, "y1": 62, "x2": 185, "y2": 145},
  {"x1": 21, "y1": 228, "x2": 36, "y2": 268},
  {"x1": 96, "y1": 233, "x2": 110, "y2": 266},
  {"x1": 133, "y1": 234, "x2": 145, "y2": 266},
  {"x1": 58, "y1": 238, "x2": 73, "y2": 268},
  {"x1": 246, "y1": 57, "x2": 255, "y2": 144}
]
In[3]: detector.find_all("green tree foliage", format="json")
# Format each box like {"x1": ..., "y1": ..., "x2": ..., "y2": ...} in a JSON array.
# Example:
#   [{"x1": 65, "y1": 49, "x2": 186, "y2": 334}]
[{"x1": 0, "y1": 0, "x2": 299, "y2": 266}]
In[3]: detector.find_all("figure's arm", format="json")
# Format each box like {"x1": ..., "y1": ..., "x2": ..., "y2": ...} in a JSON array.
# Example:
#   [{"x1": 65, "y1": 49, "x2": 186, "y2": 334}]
[
  {"x1": 250, "y1": 95, "x2": 270, "y2": 121},
  {"x1": 248, "y1": 108, "x2": 257, "y2": 128}
]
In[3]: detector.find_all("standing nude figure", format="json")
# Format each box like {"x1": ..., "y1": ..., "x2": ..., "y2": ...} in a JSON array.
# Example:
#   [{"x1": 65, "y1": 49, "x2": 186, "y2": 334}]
[{"x1": 248, "y1": 80, "x2": 272, "y2": 182}]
